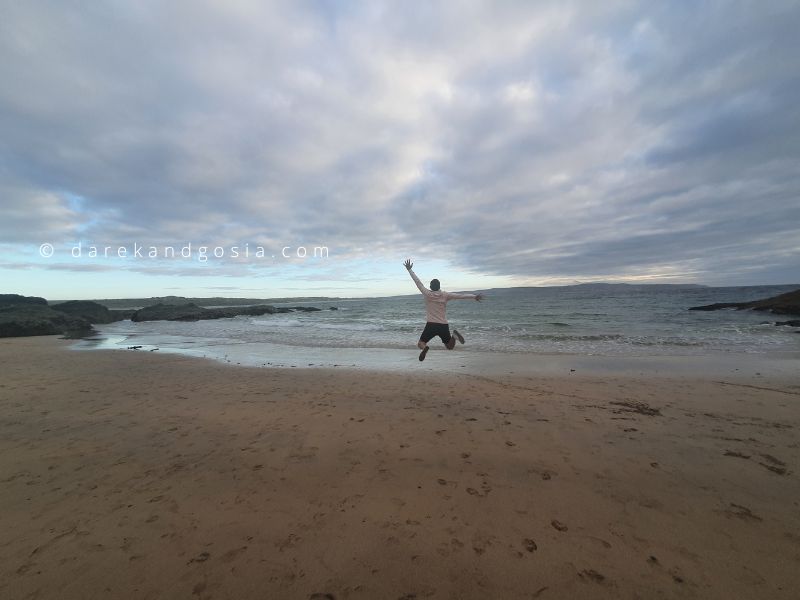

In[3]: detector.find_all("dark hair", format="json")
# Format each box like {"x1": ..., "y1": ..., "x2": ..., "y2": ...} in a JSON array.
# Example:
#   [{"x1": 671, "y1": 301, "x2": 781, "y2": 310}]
[{"x1": 430, "y1": 279, "x2": 440, "y2": 291}]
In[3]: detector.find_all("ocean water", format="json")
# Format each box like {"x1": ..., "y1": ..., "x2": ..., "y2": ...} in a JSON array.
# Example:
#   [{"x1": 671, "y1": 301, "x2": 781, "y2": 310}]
[{"x1": 76, "y1": 285, "x2": 800, "y2": 365}]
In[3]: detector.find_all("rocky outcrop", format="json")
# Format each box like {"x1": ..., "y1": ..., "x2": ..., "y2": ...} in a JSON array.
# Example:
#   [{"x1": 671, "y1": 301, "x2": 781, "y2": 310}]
[
  {"x1": 774, "y1": 320, "x2": 800, "y2": 327},
  {"x1": 50, "y1": 300, "x2": 120, "y2": 324},
  {"x1": 130, "y1": 303, "x2": 329, "y2": 322},
  {"x1": 0, "y1": 294, "x2": 331, "y2": 335},
  {"x1": 132, "y1": 303, "x2": 216, "y2": 322},
  {"x1": 0, "y1": 295, "x2": 122, "y2": 337},
  {"x1": 689, "y1": 289, "x2": 800, "y2": 316},
  {"x1": 0, "y1": 294, "x2": 48, "y2": 307},
  {"x1": 0, "y1": 303, "x2": 92, "y2": 338},
  {"x1": 131, "y1": 303, "x2": 281, "y2": 322}
]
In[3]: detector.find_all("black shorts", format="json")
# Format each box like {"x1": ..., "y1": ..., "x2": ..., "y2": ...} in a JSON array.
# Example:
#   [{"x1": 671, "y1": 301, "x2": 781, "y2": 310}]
[{"x1": 419, "y1": 321, "x2": 451, "y2": 345}]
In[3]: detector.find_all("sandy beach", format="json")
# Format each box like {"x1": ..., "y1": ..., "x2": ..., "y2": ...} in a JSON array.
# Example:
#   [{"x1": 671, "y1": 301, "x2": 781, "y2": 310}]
[{"x1": 1, "y1": 337, "x2": 799, "y2": 599}]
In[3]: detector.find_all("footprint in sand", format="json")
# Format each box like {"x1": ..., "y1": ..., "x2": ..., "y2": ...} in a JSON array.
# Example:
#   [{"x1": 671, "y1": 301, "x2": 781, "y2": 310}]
[
  {"x1": 551, "y1": 520, "x2": 568, "y2": 532},
  {"x1": 719, "y1": 503, "x2": 762, "y2": 521},
  {"x1": 472, "y1": 533, "x2": 495, "y2": 555},
  {"x1": 724, "y1": 450, "x2": 750, "y2": 459},
  {"x1": 759, "y1": 454, "x2": 788, "y2": 475},
  {"x1": 668, "y1": 568, "x2": 685, "y2": 584},
  {"x1": 187, "y1": 551, "x2": 210, "y2": 565},
  {"x1": 579, "y1": 569, "x2": 606, "y2": 583},
  {"x1": 309, "y1": 594, "x2": 335, "y2": 600},
  {"x1": 523, "y1": 538, "x2": 537, "y2": 552}
]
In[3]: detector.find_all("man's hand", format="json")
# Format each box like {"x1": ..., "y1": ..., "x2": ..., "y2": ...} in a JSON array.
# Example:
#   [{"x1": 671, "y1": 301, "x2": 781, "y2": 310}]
[
  {"x1": 475, "y1": 293, "x2": 484, "y2": 302},
  {"x1": 403, "y1": 259, "x2": 413, "y2": 270}
]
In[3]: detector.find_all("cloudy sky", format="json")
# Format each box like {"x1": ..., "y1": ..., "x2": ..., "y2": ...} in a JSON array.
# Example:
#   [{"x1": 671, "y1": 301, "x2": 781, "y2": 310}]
[{"x1": 1, "y1": 1, "x2": 798, "y2": 299}]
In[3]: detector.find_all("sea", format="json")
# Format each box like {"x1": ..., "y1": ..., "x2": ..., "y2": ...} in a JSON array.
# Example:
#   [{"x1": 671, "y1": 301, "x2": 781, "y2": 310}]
[{"x1": 73, "y1": 284, "x2": 800, "y2": 374}]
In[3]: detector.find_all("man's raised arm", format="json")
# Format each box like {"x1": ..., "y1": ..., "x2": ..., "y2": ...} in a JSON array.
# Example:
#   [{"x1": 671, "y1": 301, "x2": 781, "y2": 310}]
[{"x1": 403, "y1": 259, "x2": 430, "y2": 296}]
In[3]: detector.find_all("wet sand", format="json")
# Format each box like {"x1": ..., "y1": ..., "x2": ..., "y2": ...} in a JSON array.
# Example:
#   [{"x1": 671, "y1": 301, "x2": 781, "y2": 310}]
[{"x1": 1, "y1": 336, "x2": 799, "y2": 599}]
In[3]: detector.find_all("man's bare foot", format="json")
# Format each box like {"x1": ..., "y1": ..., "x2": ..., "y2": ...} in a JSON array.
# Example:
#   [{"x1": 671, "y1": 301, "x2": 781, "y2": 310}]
[
  {"x1": 419, "y1": 346, "x2": 429, "y2": 361},
  {"x1": 453, "y1": 329, "x2": 465, "y2": 344}
]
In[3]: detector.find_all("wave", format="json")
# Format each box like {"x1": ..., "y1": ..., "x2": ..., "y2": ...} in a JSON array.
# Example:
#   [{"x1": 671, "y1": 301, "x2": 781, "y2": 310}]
[
  {"x1": 511, "y1": 333, "x2": 625, "y2": 341},
  {"x1": 249, "y1": 317, "x2": 303, "y2": 327},
  {"x1": 315, "y1": 322, "x2": 384, "y2": 331}
]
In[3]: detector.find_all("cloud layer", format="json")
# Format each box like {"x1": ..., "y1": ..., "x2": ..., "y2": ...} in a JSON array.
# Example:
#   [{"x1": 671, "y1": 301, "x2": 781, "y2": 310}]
[{"x1": 2, "y1": 0, "x2": 799, "y2": 286}]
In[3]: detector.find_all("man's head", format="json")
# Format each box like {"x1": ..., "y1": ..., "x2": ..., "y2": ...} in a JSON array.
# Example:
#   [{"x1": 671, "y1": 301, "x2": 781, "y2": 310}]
[{"x1": 430, "y1": 279, "x2": 440, "y2": 291}]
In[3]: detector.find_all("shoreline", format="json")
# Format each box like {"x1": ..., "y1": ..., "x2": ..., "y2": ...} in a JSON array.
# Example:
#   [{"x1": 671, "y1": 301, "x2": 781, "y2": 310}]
[
  {"x1": 2, "y1": 336, "x2": 799, "y2": 599},
  {"x1": 69, "y1": 332, "x2": 800, "y2": 384}
]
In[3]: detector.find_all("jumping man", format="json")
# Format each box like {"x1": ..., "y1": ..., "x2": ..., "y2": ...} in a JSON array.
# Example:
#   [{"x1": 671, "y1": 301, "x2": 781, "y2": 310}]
[{"x1": 404, "y1": 259, "x2": 484, "y2": 361}]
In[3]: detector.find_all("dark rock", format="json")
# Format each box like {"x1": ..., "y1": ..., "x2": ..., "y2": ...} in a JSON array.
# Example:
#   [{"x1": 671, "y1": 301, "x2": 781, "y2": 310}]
[
  {"x1": 131, "y1": 303, "x2": 208, "y2": 322},
  {"x1": 0, "y1": 294, "x2": 48, "y2": 307},
  {"x1": 231, "y1": 305, "x2": 279, "y2": 317},
  {"x1": 775, "y1": 320, "x2": 800, "y2": 327},
  {"x1": 50, "y1": 300, "x2": 120, "y2": 324},
  {"x1": 687, "y1": 302, "x2": 744, "y2": 311},
  {"x1": 329, "y1": 306, "x2": 338, "y2": 310},
  {"x1": 131, "y1": 303, "x2": 280, "y2": 322},
  {"x1": 0, "y1": 294, "x2": 325, "y2": 333},
  {"x1": 0, "y1": 304, "x2": 93, "y2": 338},
  {"x1": 689, "y1": 289, "x2": 800, "y2": 316}
]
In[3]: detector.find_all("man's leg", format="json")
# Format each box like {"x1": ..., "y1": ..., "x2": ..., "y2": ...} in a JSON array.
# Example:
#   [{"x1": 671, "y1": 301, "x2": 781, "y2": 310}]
[
  {"x1": 441, "y1": 325, "x2": 456, "y2": 350},
  {"x1": 418, "y1": 343, "x2": 429, "y2": 361},
  {"x1": 453, "y1": 329, "x2": 465, "y2": 344},
  {"x1": 418, "y1": 323, "x2": 434, "y2": 361}
]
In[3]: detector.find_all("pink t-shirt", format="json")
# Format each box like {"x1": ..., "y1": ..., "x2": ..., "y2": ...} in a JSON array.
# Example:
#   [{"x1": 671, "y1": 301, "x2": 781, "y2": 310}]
[{"x1": 408, "y1": 269, "x2": 476, "y2": 324}]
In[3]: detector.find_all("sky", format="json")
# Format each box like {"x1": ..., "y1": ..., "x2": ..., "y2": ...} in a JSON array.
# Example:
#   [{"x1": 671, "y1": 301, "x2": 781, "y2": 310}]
[{"x1": 1, "y1": 0, "x2": 799, "y2": 299}]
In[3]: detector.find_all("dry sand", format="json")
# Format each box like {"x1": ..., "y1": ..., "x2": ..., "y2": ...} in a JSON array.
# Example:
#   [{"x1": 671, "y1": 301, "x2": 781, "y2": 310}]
[{"x1": 1, "y1": 336, "x2": 799, "y2": 599}]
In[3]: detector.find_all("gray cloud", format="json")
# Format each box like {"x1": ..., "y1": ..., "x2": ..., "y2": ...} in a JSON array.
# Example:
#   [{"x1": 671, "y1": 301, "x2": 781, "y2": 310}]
[{"x1": 1, "y1": 0, "x2": 798, "y2": 286}]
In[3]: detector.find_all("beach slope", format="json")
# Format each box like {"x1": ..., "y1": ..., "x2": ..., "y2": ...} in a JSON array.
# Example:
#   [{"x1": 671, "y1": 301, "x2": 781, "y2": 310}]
[{"x1": 1, "y1": 337, "x2": 798, "y2": 599}]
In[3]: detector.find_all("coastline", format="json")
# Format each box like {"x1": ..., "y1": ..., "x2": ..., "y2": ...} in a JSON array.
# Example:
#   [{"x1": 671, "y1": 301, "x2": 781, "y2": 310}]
[
  {"x1": 1, "y1": 336, "x2": 799, "y2": 599},
  {"x1": 70, "y1": 328, "x2": 800, "y2": 383}
]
